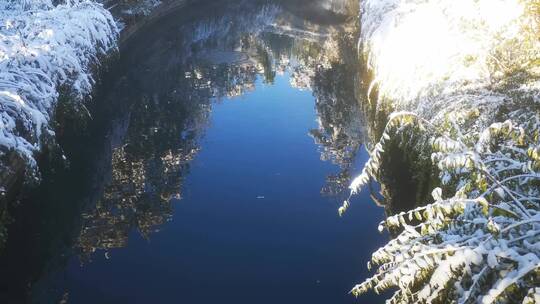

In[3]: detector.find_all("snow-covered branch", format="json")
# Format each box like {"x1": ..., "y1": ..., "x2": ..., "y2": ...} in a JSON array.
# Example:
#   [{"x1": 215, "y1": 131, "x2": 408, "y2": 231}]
[
  {"x1": 346, "y1": 0, "x2": 540, "y2": 302},
  {"x1": 0, "y1": 0, "x2": 118, "y2": 168}
]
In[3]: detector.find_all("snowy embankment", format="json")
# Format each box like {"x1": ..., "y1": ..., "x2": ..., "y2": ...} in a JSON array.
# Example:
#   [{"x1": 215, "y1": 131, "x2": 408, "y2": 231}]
[
  {"x1": 0, "y1": 0, "x2": 118, "y2": 172},
  {"x1": 342, "y1": 0, "x2": 540, "y2": 303}
]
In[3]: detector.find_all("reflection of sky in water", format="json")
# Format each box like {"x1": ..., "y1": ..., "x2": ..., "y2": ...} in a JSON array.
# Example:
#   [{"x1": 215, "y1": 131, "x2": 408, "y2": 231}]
[{"x1": 53, "y1": 74, "x2": 385, "y2": 304}]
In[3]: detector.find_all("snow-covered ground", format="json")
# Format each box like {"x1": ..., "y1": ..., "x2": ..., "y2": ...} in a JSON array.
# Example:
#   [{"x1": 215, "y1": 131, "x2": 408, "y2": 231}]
[{"x1": 0, "y1": 0, "x2": 118, "y2": 169}]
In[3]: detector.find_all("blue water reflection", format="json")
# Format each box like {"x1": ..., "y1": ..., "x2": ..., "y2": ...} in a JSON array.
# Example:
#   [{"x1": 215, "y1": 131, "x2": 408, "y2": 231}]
[{"x1": 59, "y1": 74, "x2": 385, "y2": 304}]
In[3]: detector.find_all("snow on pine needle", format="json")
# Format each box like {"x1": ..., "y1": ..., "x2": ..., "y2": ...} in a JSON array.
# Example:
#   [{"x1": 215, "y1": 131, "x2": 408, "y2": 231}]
[
  {"x1": 0, "y1": 0, "x2": 118, "y2": 167},
  {"x1": 344, "y1": 0, "x2": 540, "y2": 303}
]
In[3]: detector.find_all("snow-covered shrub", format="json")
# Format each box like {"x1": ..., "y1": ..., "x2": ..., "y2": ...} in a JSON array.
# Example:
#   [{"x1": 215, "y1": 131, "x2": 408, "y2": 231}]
[
  {"x1": 348, "y1": 111, "x2": 540, "y2": 303},
  {"x1": 344, "y1": 0, "x2": 540, "y2": 302},
  {"x1": 0, "y1": 0, "x2": 118, "y2": 168}
]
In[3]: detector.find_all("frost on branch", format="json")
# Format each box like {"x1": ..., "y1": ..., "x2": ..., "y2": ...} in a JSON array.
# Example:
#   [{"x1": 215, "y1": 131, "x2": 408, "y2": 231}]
[
  {"x1": 0, "y1": 0, "x2": 118, "y2": 169},
  {"x1": 345, "y1": 0, "x2": 540, "y2": 302},
  {"x1": 351, "y1": 122, "x2": 540, "y2": 302}
]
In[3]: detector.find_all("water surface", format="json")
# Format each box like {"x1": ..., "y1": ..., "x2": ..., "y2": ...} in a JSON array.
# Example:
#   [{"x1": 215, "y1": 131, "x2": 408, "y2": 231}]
[{"x1": 0, "y1": 1, "x2": 386, "y2": 303}]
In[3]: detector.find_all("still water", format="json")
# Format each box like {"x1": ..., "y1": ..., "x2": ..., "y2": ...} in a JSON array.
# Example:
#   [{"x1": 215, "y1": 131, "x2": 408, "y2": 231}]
[{"x1": 0, "y1": 1, "x2": 386, "y2": 303}]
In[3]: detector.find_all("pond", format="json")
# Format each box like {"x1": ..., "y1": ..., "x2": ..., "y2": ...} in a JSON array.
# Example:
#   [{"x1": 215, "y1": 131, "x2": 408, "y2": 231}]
[{"x1": 0, "y1": 1, "x2": 387, "y2": 303}]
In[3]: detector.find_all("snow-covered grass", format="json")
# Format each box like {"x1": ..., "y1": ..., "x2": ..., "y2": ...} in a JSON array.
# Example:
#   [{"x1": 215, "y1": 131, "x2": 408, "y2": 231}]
[
  {"x1": 0, "y1": 0, "x2": 118, "y2": 169},
  {"x1": 343, "y1": 0, "x2": 540, "y2": 303}
]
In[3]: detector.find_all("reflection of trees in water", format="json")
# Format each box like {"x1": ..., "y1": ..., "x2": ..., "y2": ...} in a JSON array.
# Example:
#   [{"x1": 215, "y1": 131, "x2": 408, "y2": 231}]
[
  {"x1": 0, "y1": 1, "x2": 366, "y2": 301},
  {"x1": 76, "y1": 62, "x2": 261, "y2": 258},
  {"x1": 75, "y1": 0, "x2": 361, "y2": 258},
  {"x1": 310, "y1": 61, "x2": 363, "y2": 197},
  {"x1": 254, "y1": 19, "x2": 363, "y2": 198},
  {"x1": 78, "y1": 106, "x2": 201, "y2": 259},
  {"x1": 250, "y1": 13, "x2": 364, "y2": 198},
  {"x1": 75, "y1": 34, "x2": 286, "y2": 258},
  {"x1": 191, "y1": 62, "x2": 259, "y2": 98}
]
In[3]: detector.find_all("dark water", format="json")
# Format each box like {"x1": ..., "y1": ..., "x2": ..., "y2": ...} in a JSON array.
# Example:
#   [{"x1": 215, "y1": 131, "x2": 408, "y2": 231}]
[{"x1": 0, "y1": 1, "x2": 386, "y2": 303}]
